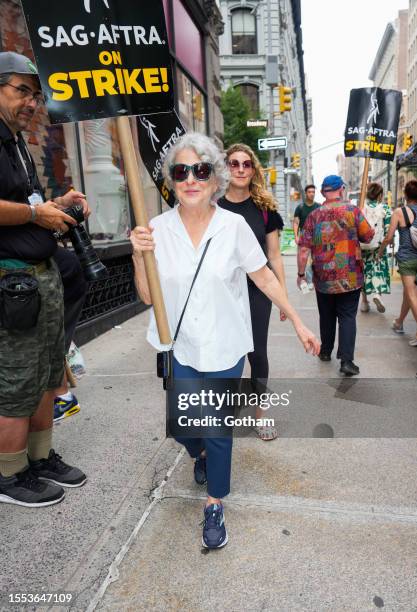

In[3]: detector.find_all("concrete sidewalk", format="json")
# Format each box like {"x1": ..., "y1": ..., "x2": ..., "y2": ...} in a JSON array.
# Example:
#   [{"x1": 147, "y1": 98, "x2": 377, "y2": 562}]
[{"x1": 1, "y1": 256, "x2": 417, "y2": 612}]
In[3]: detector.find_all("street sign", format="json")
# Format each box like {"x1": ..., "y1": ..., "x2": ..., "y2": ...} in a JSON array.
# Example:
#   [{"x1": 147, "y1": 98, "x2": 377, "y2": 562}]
[
  {"x1": 258, "y1": 136, "x2": 287, "y2": 151},
  {"x1": 283, "y1": 168, "x2": 298, "y2": 175},
  {"x1": 247, "y1": 119, "x2": 268, "y2": 128}
]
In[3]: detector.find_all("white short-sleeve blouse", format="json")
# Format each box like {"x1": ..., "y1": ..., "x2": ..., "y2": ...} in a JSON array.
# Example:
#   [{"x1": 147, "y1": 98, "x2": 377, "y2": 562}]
[{"x1": 146, "y1": 203, "x2": 267, "y2": 372}]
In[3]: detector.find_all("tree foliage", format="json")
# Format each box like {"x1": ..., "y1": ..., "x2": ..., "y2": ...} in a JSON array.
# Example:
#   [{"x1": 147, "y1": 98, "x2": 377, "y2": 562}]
[{"x1": 220, "y1": 87, "x2": 268, "y2": 165}]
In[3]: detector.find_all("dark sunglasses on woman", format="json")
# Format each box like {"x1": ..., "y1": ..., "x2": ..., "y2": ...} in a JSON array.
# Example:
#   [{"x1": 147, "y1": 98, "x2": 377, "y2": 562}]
[
  {"x1": 169, "y1": 162, "x2": 214, "y2": 182},
  {"x1": 227, "y1": 159, "x2": 253, "y2": 170}
]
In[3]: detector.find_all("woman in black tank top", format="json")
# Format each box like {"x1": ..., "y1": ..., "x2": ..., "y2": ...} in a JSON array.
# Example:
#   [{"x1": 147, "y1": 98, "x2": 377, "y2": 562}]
[{"x1": 378, "y1": 180, "x2": 417, "y2": 345}]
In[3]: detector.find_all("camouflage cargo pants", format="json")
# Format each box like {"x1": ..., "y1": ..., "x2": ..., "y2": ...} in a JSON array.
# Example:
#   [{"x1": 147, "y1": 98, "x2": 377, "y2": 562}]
[{"x1": 0, "y1": 259, "x2": 65, "y2": 418}]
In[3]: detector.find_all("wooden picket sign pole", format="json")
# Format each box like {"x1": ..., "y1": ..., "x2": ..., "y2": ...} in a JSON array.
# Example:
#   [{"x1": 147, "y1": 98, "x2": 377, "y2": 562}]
[
  {"x1": 116, "y1": 115, "x2": 172, "y2": 345},
  {"x1": 358, "y1": 157, "x2": 370, "y2": 209}
]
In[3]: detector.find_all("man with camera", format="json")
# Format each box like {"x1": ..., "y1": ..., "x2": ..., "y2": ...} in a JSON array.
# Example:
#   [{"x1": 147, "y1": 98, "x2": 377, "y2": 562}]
[{"x1": 0, "y1": 51, "x2": 88, "y2": 507}]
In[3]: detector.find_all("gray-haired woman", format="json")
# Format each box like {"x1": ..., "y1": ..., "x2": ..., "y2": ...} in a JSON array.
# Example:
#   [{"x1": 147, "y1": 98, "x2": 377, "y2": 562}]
[{"x1": 130, "y1": 132, "x2": 320, "y2": 549}]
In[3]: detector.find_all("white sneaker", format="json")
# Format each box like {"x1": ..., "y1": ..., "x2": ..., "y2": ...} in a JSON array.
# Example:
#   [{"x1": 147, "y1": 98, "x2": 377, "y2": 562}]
[
  {"x1": 360, "y1": 301, "x2": 370, "y2": 313},
  {"x1": 391, "y1": 319, "x2": 404, "y2": 334},
  {"x1": 409, "y1": 337, "x2": 417, "y2": 347},
  {"x1": 372, "y1": 295, "x2": 385, "y2": 313}
]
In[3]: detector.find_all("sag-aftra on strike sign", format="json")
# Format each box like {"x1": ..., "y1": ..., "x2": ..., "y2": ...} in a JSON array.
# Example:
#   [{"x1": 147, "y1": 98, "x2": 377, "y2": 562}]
[
  {"x1": 344, "y1": 87, "x2": 402, "y2": 162},
  {"x1": 21, "y1": 0, "x2": 174, "y2": 123}
]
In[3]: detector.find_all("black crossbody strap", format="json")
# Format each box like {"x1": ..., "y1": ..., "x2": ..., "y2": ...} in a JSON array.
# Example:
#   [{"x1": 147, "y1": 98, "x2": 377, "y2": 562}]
[
  {"x1": 171, "y1": 238, "x2": 212, "y2": 347},
  {"x1": 401, "y1": 206, "x2": 412, "y2": 228}
]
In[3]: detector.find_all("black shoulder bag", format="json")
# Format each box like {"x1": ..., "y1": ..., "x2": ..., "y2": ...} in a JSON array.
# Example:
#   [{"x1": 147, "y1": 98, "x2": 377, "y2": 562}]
[{"x1": 157, "y1": 238, "x2": 211, "y2": 390}]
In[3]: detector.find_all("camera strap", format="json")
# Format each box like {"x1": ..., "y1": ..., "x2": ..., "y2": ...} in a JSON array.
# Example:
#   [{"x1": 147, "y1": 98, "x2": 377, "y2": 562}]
[{"x1": 171, "y1": 238, "x2": 212, "y2": 350}]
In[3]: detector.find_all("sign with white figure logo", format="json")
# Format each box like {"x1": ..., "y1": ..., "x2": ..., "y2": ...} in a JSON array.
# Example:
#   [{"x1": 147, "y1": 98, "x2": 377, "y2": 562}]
[
  {"x1": 137, "y1": 111, "x2": 186, "y2": 208},
  {"x1": 344, "y1": 88, "x2": 402, "y2": 162},
  {"x1": 20, "y1": 0, "x2": 174, "y2": 123},
  {"x1": 83, "y1": 0, "x2": 110, "y2": 13}
]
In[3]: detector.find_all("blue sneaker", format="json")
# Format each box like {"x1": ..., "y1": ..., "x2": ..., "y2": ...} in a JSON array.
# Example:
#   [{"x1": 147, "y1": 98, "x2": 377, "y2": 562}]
[
  {"x1": 194, "y1": 455, "x2": 207, "y2": 485},
  {"x1": 53, "y1": 394, "x2": 80, "y2": 422},
  {"x1": 202, "y1": 503, "x2": 228, "y2": 549}
]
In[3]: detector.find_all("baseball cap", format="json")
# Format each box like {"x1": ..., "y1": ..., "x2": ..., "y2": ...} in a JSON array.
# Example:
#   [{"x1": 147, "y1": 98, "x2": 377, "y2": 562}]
[
  {"x1": 321, "y1": 175, "x2": 345, "y2": 192},
  {"x1": 0, "y1": 51, "x2": 39, "y2": 77}
]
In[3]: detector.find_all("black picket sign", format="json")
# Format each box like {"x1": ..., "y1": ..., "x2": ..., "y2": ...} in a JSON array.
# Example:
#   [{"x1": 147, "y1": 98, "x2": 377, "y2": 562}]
[
  {"x1": 20, "y1": 0, "x2": 174, "y2": 124},
  {"x1": 344, "y1": 87, "x2": 402, "y2": 162},
  {"x1": 137, "y1": 111, "x2": 186, "y2": 208}
]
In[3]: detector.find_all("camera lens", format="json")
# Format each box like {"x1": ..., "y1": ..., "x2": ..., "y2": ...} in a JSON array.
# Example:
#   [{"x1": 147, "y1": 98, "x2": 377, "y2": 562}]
[
  {"x1": 63, "y1": 206, "x2": 108, "y2": 282},
  {"x1": 69, "y1": 225, "x2": 108, "y2": 282}
]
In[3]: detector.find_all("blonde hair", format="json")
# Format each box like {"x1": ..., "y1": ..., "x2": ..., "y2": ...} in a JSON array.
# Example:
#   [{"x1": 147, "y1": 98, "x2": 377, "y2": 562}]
[{"x1": 226, "y1": 143, "x2": 277, "y2": 212}]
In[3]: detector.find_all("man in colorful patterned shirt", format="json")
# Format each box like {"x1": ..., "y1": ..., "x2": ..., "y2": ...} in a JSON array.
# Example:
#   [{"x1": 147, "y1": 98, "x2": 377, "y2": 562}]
[{"x1": 297, "y1": 175, "x2": 374, "y2": 376}]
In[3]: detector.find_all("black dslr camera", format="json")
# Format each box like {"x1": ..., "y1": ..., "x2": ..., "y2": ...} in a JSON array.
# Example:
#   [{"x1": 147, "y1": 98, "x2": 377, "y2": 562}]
[{"x1": 63, "y1": 204, "x2": 109, "y2": 282}]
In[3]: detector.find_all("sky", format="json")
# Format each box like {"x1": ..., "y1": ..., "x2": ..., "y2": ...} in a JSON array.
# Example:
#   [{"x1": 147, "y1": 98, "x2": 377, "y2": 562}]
[{"x1": 301, "y1": 0, "x2": 409, "y2": 190}]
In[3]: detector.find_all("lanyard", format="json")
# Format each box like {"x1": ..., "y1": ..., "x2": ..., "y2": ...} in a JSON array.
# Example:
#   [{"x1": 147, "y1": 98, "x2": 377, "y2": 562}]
[{"x1": 14, "y1": 137, "x2": 32, "y2": 187}]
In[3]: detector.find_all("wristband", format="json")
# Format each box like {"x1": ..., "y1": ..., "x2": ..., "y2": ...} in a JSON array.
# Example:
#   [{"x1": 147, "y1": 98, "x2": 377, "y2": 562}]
[
  {"x1": 297, "y1": 272, "x2": 305, "y2": 277},
  {"x1": 29, "y1": 204, "x2": 37, "y2": 221}
]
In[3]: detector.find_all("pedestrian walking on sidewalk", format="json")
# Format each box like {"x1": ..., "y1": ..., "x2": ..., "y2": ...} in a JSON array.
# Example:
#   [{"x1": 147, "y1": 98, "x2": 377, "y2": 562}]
[
  {"x1": 130, "y1": 132, "x2": 320, "y2": 549},
  {"x1": 218, "y1": 143, "x2": 286, "y2": 441},
  {"x1": 297, "y1": 175, "x2": 374, "y2": 376},
  {"x1": 360, "y1": 183, "x2": 391, "y2": 314},
  {"x1": 378, "y1": 180, "x2": 417, "y2": 347},
  {"x1": 391, "y1": 288, "x2": 417, "y2": 344},
  {"x1": 293, "y1": 184, "x2": 320, "y2": 289}
]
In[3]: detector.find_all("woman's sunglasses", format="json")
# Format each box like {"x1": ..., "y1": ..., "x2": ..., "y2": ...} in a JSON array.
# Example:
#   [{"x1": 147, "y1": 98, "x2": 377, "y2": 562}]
[
  {"x1": 169, "y1": 162, "x2": 214, "y2": 182},
  {"x1": 228, "y1": 159, "x2": 254, "y2": 170}
]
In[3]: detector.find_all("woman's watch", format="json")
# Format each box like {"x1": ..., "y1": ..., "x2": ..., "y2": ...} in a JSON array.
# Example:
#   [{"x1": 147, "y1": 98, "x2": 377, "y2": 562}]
[{"x1": 298, "y1": 272, "x2": 306, "y2": 277}]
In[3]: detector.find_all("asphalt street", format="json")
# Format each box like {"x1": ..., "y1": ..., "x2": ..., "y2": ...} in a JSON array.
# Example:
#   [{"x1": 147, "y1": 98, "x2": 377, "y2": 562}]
[{"x1": 1, "y1": 255, "x2": 417, "y2": 612}]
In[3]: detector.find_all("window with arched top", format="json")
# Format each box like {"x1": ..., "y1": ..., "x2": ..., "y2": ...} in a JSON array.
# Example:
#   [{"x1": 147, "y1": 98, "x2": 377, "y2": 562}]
[
  {"x1": 236, "y1": 83, "x2": 259, "y2": 114},
  {"x1": 231, "y1": 8, "x2": 257, "y2": 54}
]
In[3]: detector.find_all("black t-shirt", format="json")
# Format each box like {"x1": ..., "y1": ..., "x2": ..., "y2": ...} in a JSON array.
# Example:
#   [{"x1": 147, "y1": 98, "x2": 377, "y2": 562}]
[
  {"x1": 217, "y1": 195, "x2": 284, "y2": 255},
  {"x1": 0, "y1": 119, "x2": 57, "y2": 262},
  {"x1": 294, "y1": 201, "x2": 321, "y2": 230},
  {"x1": 217, "y1": 196, "x2": 284, "y2": 288}
]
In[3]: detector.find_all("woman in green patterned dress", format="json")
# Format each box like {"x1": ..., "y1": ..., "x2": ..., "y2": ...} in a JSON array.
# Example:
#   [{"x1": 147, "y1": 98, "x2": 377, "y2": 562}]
[{"x1": 360, "y1": 183, "x2": 392, "y2": 313}]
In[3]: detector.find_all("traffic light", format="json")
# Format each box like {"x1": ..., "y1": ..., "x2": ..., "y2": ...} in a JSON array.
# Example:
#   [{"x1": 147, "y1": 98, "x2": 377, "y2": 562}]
[
  {"x1": 279, "y1": 86, "x2": 292, "y2": 113},
  {"x1": 291, "y1": 153, "x2": 301, "y2": 168},
  {"x1": 269, "y1": 168, "x2": 277, "y2": 185},
  {"x1": 403, "y1": 133, "x2": 413, "y2": 151}
]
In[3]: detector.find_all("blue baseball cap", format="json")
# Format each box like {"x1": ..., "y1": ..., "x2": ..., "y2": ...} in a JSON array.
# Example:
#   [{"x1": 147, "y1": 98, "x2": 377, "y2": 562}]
[{"x1": 321, "y1": 175, "x2": 345, "y2": 192}]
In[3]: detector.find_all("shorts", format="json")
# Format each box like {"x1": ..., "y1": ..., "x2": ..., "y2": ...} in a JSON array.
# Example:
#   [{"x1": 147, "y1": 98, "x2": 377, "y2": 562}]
[
  {"x1": 397, "y1": 259, "x2": 417, "y2": 276},
  {"x1": 0, "y1": 259, "x2": 65, "y2": 418}
]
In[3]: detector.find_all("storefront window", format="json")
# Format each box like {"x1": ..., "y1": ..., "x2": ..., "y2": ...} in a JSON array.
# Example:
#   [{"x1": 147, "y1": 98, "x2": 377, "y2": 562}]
[
  {"x1": 78, "y1": 119, "x2": 130, "y2": 244},
  {"x1": 26, "y1": 120, "x2": 81, "y2": 201},
  {"x1": 231, "y1": 9, "x2": 257, "y2": 55},
  {"x1": 173, "y1": 0, "x2": 205, "y2": 87},
  {"x1": 176, "y1": 67, "x2": 207, "y2": 133}
]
